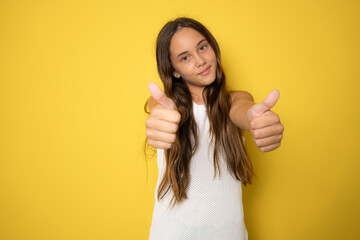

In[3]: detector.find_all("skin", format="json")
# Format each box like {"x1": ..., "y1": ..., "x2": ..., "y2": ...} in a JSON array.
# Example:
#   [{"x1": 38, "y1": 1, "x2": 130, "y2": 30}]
[
  {"x1": 231, "y1": 89, "x2": 284, "y2": 152},
  {"x1": 146, "y1": 27, "x2": 284, "y2": 152},
  {"x1": 170, "y1": 27, "x2": 217, "y2": 105}
]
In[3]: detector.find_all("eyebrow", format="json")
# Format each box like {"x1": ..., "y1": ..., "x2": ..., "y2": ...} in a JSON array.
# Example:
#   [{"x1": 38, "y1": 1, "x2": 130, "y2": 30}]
[{"x1": 176, "y1": 39, "x2": 207, "y2": 59}]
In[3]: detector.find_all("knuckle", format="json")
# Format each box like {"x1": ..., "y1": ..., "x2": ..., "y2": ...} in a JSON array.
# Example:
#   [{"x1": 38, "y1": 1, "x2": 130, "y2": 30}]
[
  {"x1": 273, "y1": 114, "x2": 280, "y2": 122},
  {"x1": 250, "y1": 120, "x2": 257, "y2": 129},
  {"x1": 147, "y1": 139, "x2": 155, "y2": 148},
  {"x1": 145, "y1": 118, "x2": 151, "y2": 127},
  {"x1": 146, "y1": 129, "x2": 152, "y2": 138},
  {"x1": 279, "y1": 124, "x2": 284, "y2": 133},
  {"x1": 172, "y1": 124, "x2": 179, "y2": 133},
  {"x1": 254, "y1": 139, "x2": 262, "y2": 147},
  {"x1": 278, "y1": 133, "x2": 283, "y2": 140},
  {"x1": 169, "y1": 134, "x2": 177, "y2": 143},
  {"x1": 252, "y1": 129, "x2": 260, "y2": 139},
  {"x1": 250, "y1": 130, "x2": 255, "y2": 138},
  {"x1": 174, "y1": 111, "x2": 181, "y2": 123},
  {"x1": 259, "y1": 147, "x2": 266, "y2": 152},
  {"x1": 271, "y1": 144, "x2": 279, "y2": 151},
  {"x1": 164, "y1": 143, "x2": 172, "y2": 149}
]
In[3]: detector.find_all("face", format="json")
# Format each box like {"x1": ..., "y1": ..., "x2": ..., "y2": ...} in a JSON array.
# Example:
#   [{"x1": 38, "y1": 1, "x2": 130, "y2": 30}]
[{"x1": 169, "y1": 27, "x2": 217, "y2": 100}]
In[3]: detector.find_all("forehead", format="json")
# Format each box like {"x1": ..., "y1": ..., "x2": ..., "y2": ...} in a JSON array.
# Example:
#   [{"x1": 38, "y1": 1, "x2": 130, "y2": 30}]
[{"x1": 170, "y1": 27, "x2": 206, "y2": 53}]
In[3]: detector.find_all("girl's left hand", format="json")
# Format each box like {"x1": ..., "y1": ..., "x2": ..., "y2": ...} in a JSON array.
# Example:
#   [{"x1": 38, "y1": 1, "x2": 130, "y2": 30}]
[{"x1": 246, "y1": 90, "x2": 284, "y2": 152}]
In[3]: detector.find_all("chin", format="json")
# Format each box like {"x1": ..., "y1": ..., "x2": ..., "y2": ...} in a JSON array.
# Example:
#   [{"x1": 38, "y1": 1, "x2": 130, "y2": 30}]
[{"x1": 208, "y1": 73, "x2": 217, "y2": 84}]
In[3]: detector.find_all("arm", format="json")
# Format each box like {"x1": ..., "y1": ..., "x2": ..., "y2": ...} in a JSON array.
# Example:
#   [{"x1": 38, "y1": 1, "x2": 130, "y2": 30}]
[
  {"x1": 229, "y1": 91, "x2": 255, "y2": 131},
  {"x1": 230, "y1": 90, "x2": 284, "y2": 152}
]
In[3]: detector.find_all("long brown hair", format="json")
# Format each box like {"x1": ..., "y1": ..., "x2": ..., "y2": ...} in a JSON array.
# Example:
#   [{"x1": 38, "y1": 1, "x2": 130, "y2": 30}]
[{"x1": 147, "y1": 17, "x2": 254, "y2": 208}]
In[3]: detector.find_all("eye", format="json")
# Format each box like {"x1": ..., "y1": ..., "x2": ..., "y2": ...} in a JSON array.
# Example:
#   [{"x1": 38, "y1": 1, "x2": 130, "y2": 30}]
[
  {"x1": 181, "y1": 56, "x2": 189, "y2": 61},
  {"x1": 199, "y1": 44, "x2": 207, "y2": 51}
]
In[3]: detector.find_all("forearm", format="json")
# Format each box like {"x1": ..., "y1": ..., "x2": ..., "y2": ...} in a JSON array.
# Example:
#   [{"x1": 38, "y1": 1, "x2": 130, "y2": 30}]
[{"x1": 229, "y1": 91, "x2": 255, "y2": 131}]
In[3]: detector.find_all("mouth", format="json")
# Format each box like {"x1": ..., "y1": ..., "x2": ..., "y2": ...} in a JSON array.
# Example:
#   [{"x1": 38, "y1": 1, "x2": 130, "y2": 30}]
[{"x1": 198, "y1": 66, "x2": 211, "y2": 76}]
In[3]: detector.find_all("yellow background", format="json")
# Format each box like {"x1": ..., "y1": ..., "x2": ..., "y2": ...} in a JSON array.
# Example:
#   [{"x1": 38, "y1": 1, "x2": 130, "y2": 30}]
[{"x1": 1, "y1": 0, "x2": 359, "y2": 239}]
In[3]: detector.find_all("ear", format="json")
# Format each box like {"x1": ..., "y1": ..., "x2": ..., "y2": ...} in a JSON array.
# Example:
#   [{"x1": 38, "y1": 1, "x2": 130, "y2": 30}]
[{"x1": 173, "y1": 71, "x2": 181, "y2": 79}]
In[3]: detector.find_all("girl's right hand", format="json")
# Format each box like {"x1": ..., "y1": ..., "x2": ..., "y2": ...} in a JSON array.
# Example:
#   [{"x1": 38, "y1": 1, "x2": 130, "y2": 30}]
[{"x1": 145, "y1": 82, "x2": 181, "y2": 149}]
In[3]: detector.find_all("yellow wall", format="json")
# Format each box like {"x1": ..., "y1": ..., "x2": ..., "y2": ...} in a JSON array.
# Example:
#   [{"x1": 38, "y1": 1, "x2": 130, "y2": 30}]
[{"x1": 1, "y1": 0, "x2": 359, "y2": 239}]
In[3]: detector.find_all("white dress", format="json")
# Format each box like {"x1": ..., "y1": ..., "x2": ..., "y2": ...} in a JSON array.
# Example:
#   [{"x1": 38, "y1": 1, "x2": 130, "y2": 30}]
[{"x1": 149, "y1": 102, "x2": 248, "y2": 240}]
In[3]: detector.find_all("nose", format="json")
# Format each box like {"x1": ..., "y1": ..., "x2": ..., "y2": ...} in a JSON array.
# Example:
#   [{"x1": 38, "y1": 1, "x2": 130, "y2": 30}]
[{"x1": 195, "y1": 54, "x2": 206, "y2": 68}]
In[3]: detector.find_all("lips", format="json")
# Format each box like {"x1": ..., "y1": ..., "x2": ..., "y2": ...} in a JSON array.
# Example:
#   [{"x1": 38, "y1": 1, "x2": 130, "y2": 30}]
[{"x1": 198, "y1": 66, "x2": 211, "y2": 76}]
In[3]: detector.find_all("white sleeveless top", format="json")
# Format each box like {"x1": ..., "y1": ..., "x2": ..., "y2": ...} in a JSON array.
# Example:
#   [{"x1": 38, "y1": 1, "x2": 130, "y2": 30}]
[{"x1": 149, "y1": 102, "x2": 248, "y2": 240}]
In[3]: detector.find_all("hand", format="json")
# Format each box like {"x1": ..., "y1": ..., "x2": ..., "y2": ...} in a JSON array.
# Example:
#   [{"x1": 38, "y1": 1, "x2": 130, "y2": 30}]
[
  {"x1": 247, "y1": 90, "x2": 284, "y2": 152},
  {"x1": 145, "y1": 82, "x2": 181, "y2": 149}
]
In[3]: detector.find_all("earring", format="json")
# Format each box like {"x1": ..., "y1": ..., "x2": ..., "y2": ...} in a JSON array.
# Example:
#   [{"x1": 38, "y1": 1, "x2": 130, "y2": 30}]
[{"x1": 174, "y1": 73, "x2": 180, "y2": 78}]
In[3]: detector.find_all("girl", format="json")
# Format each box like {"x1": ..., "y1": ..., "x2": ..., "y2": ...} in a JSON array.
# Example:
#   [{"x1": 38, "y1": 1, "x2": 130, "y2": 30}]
[{"x1": 145, "y1": 17, "x2": 283, "y2": 240}]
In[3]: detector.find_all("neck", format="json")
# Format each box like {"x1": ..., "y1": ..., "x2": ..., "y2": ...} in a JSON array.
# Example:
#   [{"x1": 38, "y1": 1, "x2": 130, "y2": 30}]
[{"x1": 190, "y1": 88, "x2": 206, "y2": 105}]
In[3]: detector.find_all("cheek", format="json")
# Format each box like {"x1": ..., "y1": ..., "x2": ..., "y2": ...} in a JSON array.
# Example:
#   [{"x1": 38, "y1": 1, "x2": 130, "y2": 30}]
[
  {"x1": 182, "y1": 63, "x2": 196, "y2": 75},
  {"x1": 204, "y1": 50, "x2": 216, "y2": 64},
  {"x1": 210, "y1": 51, "x2": 217, "y2": 61},
  {"x1": 173, "y1": 64, "x2": 193, "y2": 78}
]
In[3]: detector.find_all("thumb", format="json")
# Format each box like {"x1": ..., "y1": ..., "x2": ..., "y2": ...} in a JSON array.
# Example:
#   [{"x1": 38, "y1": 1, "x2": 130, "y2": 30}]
[
  {"x1": 148, "y1": 82, "x2": 176, "y2": 110},
  {"x1": 248, "y1": 90, "x2": 280, "y2": 119}
]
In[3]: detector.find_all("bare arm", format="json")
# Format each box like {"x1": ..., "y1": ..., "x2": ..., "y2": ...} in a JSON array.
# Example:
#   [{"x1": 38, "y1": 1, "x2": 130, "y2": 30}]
[
  {"x1": 229, "y1": 91, "x2": 255, "y2": 131},
  {"x1": 230, "y1": 90, "x2": 284, "y2": 152}
]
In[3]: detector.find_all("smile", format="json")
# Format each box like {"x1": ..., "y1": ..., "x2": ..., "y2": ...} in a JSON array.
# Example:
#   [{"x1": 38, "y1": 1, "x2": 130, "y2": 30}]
[{"x1": 198, "y1": 66, "x2": 211, "y2": 76}]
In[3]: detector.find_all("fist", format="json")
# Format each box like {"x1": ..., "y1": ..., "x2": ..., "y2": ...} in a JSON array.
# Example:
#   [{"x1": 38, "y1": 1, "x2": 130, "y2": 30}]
[
  {"x1": 145, "y1": 82, "x2": 181, "y2": 149},
  {"x1": 247, "y1": 90, "x2": 284, "y2": 152}
]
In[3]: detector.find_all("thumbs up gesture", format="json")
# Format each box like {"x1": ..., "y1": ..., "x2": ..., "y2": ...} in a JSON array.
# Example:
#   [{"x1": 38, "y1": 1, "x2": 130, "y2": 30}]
[
  {"x1": 145, "y1": 82, "x2": 181, "y2": 149},
  {"x1": 247, "y1": 90, "x2": 284, "y2": 152}
]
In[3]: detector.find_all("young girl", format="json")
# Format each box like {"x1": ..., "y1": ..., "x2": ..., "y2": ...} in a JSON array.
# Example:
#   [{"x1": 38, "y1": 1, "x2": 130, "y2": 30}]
[{"x1": 145, "y1": 17, "x2": 283, "y2": 240}]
